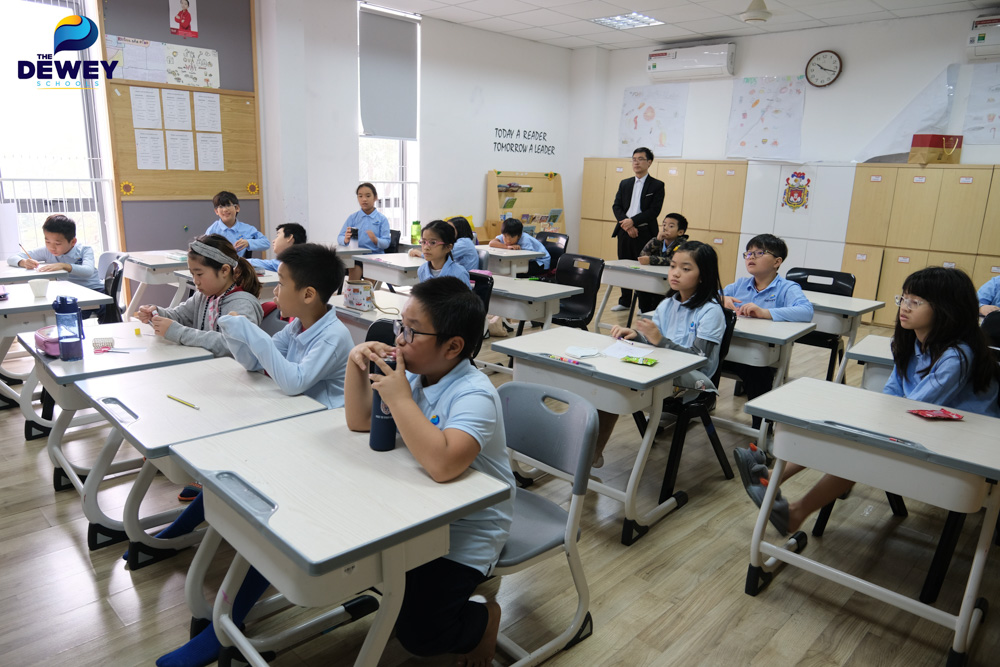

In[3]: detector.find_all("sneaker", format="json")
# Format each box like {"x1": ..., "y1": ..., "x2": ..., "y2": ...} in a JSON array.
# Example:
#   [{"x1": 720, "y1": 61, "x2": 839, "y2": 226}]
[
  {"x1": 178, "y1": 483, "x2": 202, "y2": 502},
  {"x1": 733, "y1": 445, "x2": 767, "y2": 489},
  {"x1": 610, "y1": 304, "x2": 628, "y2": 312},
  {"x1": 746, "y1": 484, "x2": 790, "y2": 536},
  {"x1": 592, "y1": 454, "x2": 605, "y2": 469}
]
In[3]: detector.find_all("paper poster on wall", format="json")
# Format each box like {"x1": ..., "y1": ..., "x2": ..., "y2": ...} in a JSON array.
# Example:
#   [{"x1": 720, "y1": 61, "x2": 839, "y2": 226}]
[
  {"x1": 161, "y1": 89, "x2": 191, "y2": 130},
  {"x1": 776, "y1": 166, "x2": 815, "y2": 217},
  {"x1": 196, "y1": 133, "x2": 224, "y2": 171},
  {"x1": 617, "y1": 83, "x2": 688, "y2": 158},
  {"x1": 169, "y1": 0, "x2": 199, "y2": 38},
  {"x1": 726, "y1": 75, "x2": 806, "y2": 160},
  {"x1": 166, "y1": 130, "x2": 195, "y2": 170},
  {"x1": 193, "y1": 92, "x2": 221, "y2": 132},
  {"x1": 165, "y1": 42, "x2": 219, "y2": 88},
  {"x1": 135, "y1": 129, "x2": 166, "y2": 170},
  {"x1": 105, "y1": 35, "x2": 167, "y2": 83},
  {"x1": 129, "y1": 87, "x2": 162, "y2": 129},
  {"x1": 963, "y1": 63, "x2": 1000, "y2": 144}
]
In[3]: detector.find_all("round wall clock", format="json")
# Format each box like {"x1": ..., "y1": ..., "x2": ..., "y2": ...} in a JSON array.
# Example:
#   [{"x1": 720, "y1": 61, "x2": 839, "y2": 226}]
[{"x1": 805, "y1": 50, "x2": 842, "y2": 87}]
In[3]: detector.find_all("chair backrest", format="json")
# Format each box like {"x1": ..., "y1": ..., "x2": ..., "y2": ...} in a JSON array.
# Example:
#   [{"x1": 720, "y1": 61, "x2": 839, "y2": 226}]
[
  {"x1": 983, "y1": 311, "x2": 1000, "y2": 349},
  {"x1": 99, "y1": 260, "x2": 125, "y2": 324},
  {"x1": 786, "y1": 267, "x2": 856, "y2": 297},
  {"x1": 712, "y1": 306, "x2": 739, "y2": 386},
  {"x1": 259, "y1": 301, "x2": 287, "y2": 336},
  {"x1": 97, "y1": 251, "x2": 127, "y2": 281},
  {"x1": 387, "y1": 229, "x2": 401, "y2": 254},
  {"x1": 468, "y1": 271, "x2": 494, "y2": 360},
  {"x1": 536, "y1": 232, "x2": 569, "y2": 269},
  {"x1": 554, "y1": 253, "x2": 605, "y2": 326},
  {"x1": 366, "y1": 318, "x2": 397, "y2": 345},
  {"x1": 477, "y1": 248, "x2": 490, "y2": 271},
  {"x1": 498, "y1": 382, "x2": 598, "y2": 495}
]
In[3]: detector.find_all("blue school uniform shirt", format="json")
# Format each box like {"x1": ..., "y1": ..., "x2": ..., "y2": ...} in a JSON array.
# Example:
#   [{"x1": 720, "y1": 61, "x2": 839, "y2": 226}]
[
  {"x1": 977, "y1": 276, "x2": 1000, "y2": 307},
  {"x1": 8, "y1": 244, "x2": 102, "y2": 291},
  {"x1": 883, "y1": 342, "x2": 1000, "y2": 418},
  {"x1": 337, "y1": 209, "x2": 391, "y2": 253},
  {"x1": 218, "y1": 306, "x2": 352, "y2": 409},
  {"x1": 452, "y1": 237, "x2": 480, "y2": 272},
  {"x1": 205, "y1": 219, "x2": 269, "y2": 258},
  {"x1": 722, "y1": 274, "x2": 813, "y2": 322},
  {"x1": 406, "y1": 360, "x2": 515, "y2": 575},
  {"x1": 493, "y1": 233, "x2": 551, "y2": 270},
  {"x1": 651, "y1": 295, "x2": 726, "y2": 378},
  {"x1": 248, "y1": 257, "x2": 279, "y2": 272},
  {"x1": 417, "y1": 255, "x2": 471, "y2": 285}
]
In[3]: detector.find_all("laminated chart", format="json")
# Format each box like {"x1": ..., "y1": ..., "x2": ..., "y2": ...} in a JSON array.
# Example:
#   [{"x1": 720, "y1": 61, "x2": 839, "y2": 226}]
[{"x1": 727, "y1": 75, "x2": 806, "y2": 161}]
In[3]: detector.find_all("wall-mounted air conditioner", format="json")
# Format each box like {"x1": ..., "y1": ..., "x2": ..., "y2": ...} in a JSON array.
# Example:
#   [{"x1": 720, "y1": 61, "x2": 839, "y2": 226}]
[
  {"x1": 969, "y1": 15, "x2": 1000, "y2": 61},
  {"x1": 647, "y1": 43, "x2": 735, "y2": 81}
]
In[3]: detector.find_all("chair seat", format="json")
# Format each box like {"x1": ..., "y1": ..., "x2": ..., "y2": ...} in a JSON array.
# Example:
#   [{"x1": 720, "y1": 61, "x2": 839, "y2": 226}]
[
  {"x1": 553, "y1": 302, "x2": 591, "y2": 321},
  {"x1": 796, "y1": 331, "x2": 842, "y2": 349},
  {"x1": 496, "y1": 491, "x2": 571, "y2": 567}
]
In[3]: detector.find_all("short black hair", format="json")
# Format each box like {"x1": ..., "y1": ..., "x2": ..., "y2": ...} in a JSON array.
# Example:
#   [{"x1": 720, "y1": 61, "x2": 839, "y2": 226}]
[
  {"x1": 633, "y1": 147, "x2": 654, "y2": 161},
  {"x1": 448, "y1": 216, "x2": 474, "y2": 240},
  {"x1": 423, "y1": 219, "x2": 456, "y2": 246},
  {"x1": 664, "y1": 212, "x2": 688, "y2": 233},
  {"x1": 410, "y1": 277, "x2": 485, "y2": 360},
  {"x1": 277, "y1": 222, "x2": 307, "y2": 245},
  {"x1": 42, "y1": 214, "x2": 76, "y2": 242},
  {"x1": 501, "y1": 219, "x2": 523, "y2": 238},
  {"x1": 213, "y1": 191, "x2": 239, "y2": 208},
  {"x1": 746, "y1": 233, "x2": 788, "y2": 261},
  {"x1": 357, "y1": 182, "x2": 378, "y2": 199},
  {"x1": 277, "y1": 243, "x2": 344, "y2": 302}
]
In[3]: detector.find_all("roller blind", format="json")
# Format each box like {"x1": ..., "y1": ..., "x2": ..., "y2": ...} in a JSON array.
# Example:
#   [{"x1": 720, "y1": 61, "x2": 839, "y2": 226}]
[{"x1": 359, "y1": 7, "x2": 418, "y2": 140}]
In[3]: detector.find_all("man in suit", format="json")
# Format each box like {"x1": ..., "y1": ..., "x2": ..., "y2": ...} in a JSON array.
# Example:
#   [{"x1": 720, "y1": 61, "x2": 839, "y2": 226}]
[{"x1": 611, "y1": 147, "x2": 665, "y2": 311}]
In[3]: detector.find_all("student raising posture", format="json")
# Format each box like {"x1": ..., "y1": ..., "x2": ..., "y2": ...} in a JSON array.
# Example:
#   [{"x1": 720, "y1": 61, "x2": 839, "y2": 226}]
[
  {"x1": 135, "y1": 235, "x2": 263, "y2": 357},
  {"x1": 593, "y1": 241, "x2": 726, "y2": 468},
  {"x1": 205, "y1": 191, "x2": 268, "y2": 258},
  {"x1": 345, "y1": 277, "x2": 515, "y2": 667},
  {"x1": 248, "y1": 221, "x2": 306, "y2": 273},
  {"x1": 415, "y1": 219, "x2": 471, "y2": 284},
  {"x1": 153, "y1": 245, "x2": 352, "y2": 667},
  {"x1": 734, "y1": 267, "x2": 1000, "y2": 536},
  {"x1": 488, "y1": 218, "x2": 550, "y2": 277}
]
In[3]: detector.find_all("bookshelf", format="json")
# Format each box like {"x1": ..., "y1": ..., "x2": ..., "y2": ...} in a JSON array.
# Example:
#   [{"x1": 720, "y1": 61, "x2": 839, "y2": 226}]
[{"x1": 483, "y1": 170, "x2": 565, "y2": 240}]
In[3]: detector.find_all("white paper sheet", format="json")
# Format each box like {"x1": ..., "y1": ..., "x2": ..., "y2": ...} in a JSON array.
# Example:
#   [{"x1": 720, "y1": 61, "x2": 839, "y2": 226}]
[
  {"x1": 726, "y1": 75, "x2": 807, "y2": 161},
  {"x1": 196, "y1": 132, "x2": 224, "y2": 171},
  {"x1": 166, "y1": 130, "x2": 195, "y2": 170},
  {"x1": 602, "y1": 340, "x2": 650, "y2": 359},
  {"x1": 130, "y1": 87, "x2": 162, "y2": 129},
  {"x1": 193, "y1": 92, "x2": 221, "y2": 132},
  {"x1": 161, "y1": 89, "x2": 191, "y2": 130},
  {"x1": 963, "y1": 63, "x2": 1000, "y2": 144},
  {"x1": 165, "y1": 42, "x2": 219, "y2": 88},
  {"x1": 134, "y1": 129, "x2": 166, "y2": 170},
  {"x1": 618, "y1": 83, "x2": 688, "y2": 158}
]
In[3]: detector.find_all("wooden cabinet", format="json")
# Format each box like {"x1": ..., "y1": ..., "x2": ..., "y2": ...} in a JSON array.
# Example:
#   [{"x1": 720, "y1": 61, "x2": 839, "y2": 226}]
[
  {"x1": 973, "y1": 254, "x2": 1000, "y2": 294},
  {"x1": 846, "y1": 166, "x2": 896, "y2": 246},
  {"x1": 581, "y1": 159, "x2": 607, "y2": 221},
  {"x1": 687, "y1": 228, "x2": 739, "y2": 288},
  {"x1": 979, "y1": 167, "x2": 1000, "y2": 256},
  {"x1": 926, "y1": 251, "x2": 976, "y2": 276},
  {"x1": 604, "y1": 160, "x2": 631, "y2": 222},
  {"x1": 873, "y1": 249, "x2": 928, "y2": 326},
  {"x1": 709, "y1": 163, "x2": 747, "y2": 232},
  {"x1": 683, "y1": 164, "x2": 716, "y2": 230},
  {"x1": 885, "y1": 168, "x2": 942, "y2": 250},
  {"x1": 655, "y1": 161, "x2": 686, "y2": 213},
  {"x1": 930, "y1": 168, "x2": 992, "y2": 254},
  {"x1": 841, "y1": 245, "x2": 884, "y2": 324}
]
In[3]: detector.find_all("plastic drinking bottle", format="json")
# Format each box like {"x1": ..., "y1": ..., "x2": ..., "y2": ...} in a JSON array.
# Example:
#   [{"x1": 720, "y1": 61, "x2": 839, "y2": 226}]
[
  {"x1": 369, "y1": 357, "x2": 398, "y2": 451},
  {"x1": 53, "y1": 296, "x2": 84, "y2": 361}
]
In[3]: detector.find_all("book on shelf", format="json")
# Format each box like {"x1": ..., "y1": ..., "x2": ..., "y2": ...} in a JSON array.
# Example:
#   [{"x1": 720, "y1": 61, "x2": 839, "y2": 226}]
[
  {"x1": 502, "y1": 196, "x2": 517, "y2": 209},
  {"x1": 520, "y1": 213, "x2": 531, "y2": 223},
  {"x1": 547, "y1": 208, "x2": 562, "y2": 224}
]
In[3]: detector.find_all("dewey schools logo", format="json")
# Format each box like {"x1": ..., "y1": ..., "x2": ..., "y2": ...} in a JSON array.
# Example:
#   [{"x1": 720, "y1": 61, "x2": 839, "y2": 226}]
[{"x1": 17, "y1": 15, "x2": 117, "y2": 88}]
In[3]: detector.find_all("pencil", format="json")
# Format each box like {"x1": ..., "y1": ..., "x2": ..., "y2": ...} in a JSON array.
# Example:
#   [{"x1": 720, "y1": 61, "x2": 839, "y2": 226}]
[{"x1": 167, "y1": 394, "x2": 200, "y2": 410}]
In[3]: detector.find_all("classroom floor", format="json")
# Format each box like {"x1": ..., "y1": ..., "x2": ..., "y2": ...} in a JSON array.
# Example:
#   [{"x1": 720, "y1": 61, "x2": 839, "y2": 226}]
[{"x1": 2, "y1": 285, "x2": 999, "y2": 666}]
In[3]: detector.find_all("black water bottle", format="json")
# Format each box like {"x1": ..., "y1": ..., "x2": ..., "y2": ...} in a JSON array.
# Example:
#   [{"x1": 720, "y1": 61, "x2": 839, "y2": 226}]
[{"x1": 369, "y1": 357, "x2": 398, "y2": 451}]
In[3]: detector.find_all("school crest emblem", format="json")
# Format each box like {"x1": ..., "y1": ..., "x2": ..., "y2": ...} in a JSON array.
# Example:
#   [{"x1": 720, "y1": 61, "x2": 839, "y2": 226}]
[{"x1": 781, "y1": 172, "x2": 810, "y2": 211}]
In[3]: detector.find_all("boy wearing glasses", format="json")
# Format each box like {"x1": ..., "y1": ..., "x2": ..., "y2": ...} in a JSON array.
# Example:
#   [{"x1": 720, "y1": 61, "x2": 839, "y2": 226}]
[
  {"x1": 721, "y1": 234, "x2": 813, "y2": 426},
  {"x1": 345, "y1": 277, "x2": 515, "y2": 667},
  {"x1": 610, "y1": 146, "x2": 665, "y2": 311}
]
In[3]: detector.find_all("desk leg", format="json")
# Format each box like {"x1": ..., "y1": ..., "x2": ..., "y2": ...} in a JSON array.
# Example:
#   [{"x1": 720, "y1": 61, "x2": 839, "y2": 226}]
[
  {"x1": 0, "y1": 337, "x2": 22, "y2": 407},
  {"x1": 124, "y1": 459, "x2": 204, "y2": 569},
  {"x1": 186, "y1": 526, "x2": 223, "y2": 627},
  {"x1": 169, "y1": 279, "x2": 188, "y2": 308},
  {"x1": 950, "y1": 486, "x2": 1000, "y2": 661},
  {"x1": 123, "y1": 281, "x2": 149, "y2": 321},
  {"x1": 593, "y1": 288, "x2": 612, "y2": 332},
  {"x1": 832, "y1": 317, "x2": 860, "y2": 385},
  {"x1": 355, "y1": 544, "x2": 406, "y2": 667}
]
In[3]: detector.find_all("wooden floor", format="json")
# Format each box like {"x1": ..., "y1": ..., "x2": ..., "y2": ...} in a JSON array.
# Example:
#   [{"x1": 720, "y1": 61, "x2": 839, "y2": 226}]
[{"x1": 3, "y1": 285, "x2": 1000, "y2": 666}]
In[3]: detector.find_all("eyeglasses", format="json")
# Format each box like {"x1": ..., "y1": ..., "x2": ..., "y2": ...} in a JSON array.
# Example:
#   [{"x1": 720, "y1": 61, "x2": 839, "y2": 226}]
[
  {"x1": 419, "y1": 239, "x2": 444, "y2": 247},
  {"x1": 393, "y1": 320, "x2": 440, "y2": 343},
  {"x1": 894, "y1": 295, "x2": 927, "y2": 310},
  {"x1": 631, "y1": 157, "x2": 649, "y2": 164},
  {"x1": 742, "y1": 251, "x2": 774, "y2": 260}
]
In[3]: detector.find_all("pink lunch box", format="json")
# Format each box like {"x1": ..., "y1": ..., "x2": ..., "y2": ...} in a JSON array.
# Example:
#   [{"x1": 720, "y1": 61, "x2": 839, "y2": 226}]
[{"x1": 35, "y1": 325, "x2": 60, "y2": 357}]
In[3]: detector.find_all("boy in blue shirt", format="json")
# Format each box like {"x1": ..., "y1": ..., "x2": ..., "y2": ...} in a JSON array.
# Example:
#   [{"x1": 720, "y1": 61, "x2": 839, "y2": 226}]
[
  {"x1": 345, "y1": 276, "x2": 515, "y2": 666},
  {"x1": 10, "y1": 214, "x2": 103, "y2": 292},
  {"x1": 489, "y1": 218, "x2": 550, "y2": 277},
  {"x1": 248, "y1": 222, "x2": 306, "y2": 273},
  {"x1": 205, "y1": 191, "x2": 268, "y2": 258},
  {"x1": 977, "y1": 275, "x2": 1000, "y2": 316},
  {"x1": 722, "y1": 233, "x2": 813, "y2": 428}
]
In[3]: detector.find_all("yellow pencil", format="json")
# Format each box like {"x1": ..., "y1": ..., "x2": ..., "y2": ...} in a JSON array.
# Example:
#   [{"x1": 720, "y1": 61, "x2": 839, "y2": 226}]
[{"x1": 167, "y1": 394, "x2": 200, "y2": 410}]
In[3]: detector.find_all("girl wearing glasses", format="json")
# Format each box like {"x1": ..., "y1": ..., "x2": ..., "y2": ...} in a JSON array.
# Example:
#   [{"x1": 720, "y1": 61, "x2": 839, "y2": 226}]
[
  {"x1": 415, "y1": 219, "x2": 471, "y2": 285},
  {"x1": 734, "y1": 267, "x2": 1000, "y2": 536}
]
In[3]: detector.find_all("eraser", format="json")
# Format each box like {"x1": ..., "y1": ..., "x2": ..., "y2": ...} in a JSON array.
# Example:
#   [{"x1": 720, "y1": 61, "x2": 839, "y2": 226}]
[{"x1": 134, "y1": 328, "x2": 141, "y2": 336}]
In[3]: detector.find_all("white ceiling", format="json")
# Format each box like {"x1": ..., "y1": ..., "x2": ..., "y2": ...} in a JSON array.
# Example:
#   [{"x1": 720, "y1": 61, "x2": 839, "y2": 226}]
[{"x1": 365, "y1": 0, "x2": 999, "y2": 49}]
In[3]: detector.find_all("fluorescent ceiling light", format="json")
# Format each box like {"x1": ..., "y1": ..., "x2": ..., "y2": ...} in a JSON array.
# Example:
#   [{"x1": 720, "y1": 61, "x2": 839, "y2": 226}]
[{"x1": 591, "y1": 12, "x2": 664, "y2": 30}]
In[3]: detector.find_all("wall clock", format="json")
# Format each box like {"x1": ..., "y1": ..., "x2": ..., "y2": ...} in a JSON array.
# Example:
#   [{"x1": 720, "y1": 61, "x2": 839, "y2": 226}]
[{"x1": 805, "y1": 50, "x2": 842, "y2": 87}]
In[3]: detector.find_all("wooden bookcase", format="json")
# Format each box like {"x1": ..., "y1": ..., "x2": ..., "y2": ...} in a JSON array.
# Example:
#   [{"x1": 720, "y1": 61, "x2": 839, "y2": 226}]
[{"x1": 484, "y1": 170, "x2": 565, "y2": 240}]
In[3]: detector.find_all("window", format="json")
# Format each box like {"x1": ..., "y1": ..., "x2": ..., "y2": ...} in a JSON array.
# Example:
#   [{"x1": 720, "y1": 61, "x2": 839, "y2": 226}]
[{"x1": 359, "y1": 137, "x2": 419, "y2": 235}]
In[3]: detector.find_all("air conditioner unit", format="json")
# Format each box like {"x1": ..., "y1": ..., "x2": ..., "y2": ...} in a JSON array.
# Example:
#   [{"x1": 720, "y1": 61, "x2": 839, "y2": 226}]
[
  {"x1": 647, "y1": 43, "x2": 735, "y2": 81},
  {"x1": 968, "y1": 15, "x2": 1000, "y2": 60}
]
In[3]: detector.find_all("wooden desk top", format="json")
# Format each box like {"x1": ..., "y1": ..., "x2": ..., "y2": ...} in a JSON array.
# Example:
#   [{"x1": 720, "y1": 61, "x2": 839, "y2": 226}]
[
  {"x1": 329, "y1": 291, "x2": 409, "y2": 324},
  {"x1": 170, "y1": 409, "x2": 511, "y2": 576},
  {"x1": 0, "y1": 282, "x2": 111, "y2": 315},
  {"x1": 125, "y1": 251, "x2": 189, "y2": 269},
  {"x1": 0, "y1": 265, "x2": 68, "y2": 284},
  {"x1": 845, "y1": 334, "x2": 894, "y2": 366},
  {"x1": 16, "y1": 322, "x2": 213, "y2": 385},
  {"x1": 354, "y1": 253, "x2": 424, "y2": 269},
  {"x1": 489, "y1": 275, "x2": 582, "y2": 302},
  {"x1": 806, "y1": 292, "x2": 884, "y2": 317},
  {"x1": 732, "y1": 317, "x2": 816, "y2": 345},
  {"x1": 744, "y1": 377, "x2": 1000, "y2": 479},
  {"x1": 491, "y1": 326, "x2": 706, "y2": 391},
  {"x1": 475, "y1": 245, "x2": 546, "y2": 261},
  {"x1": 602, "y1": 259, "x2": 672, "y2": 278},
  {"x1": 75, "y1": 357, "x2": 325, "y2": 458}
]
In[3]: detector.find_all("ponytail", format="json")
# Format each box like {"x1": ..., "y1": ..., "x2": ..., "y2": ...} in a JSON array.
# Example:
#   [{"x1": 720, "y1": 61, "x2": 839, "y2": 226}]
[
  {"x1": 234, "y1": 256, "x2": 262, "y2": 297},
  {"x1": 189, "y1": 234, "x2": 262, "y2": 298}
]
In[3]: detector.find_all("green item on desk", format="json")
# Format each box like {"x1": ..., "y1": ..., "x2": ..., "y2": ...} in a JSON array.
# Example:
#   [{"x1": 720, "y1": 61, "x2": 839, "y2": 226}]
[{"x1": 623, "y1": 355, "x2": 658, "y2": 366}]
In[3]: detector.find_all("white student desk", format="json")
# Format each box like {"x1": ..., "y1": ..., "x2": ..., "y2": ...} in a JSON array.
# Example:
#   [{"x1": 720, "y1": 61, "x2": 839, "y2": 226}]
[
  {"x1": 74, "y1": 357, "x2": 325, "y2": 568},
  {"x1": 122, "y1": 250, "x2": 190, "y2": 321},
  {"x1": 329, "y1": 290, "x2": 408, "y2": 345},
  {"x1": 0, "y1": 264, "x2": 68, "y2": 283},
  {"x1": 335, "y1": 246, "x2": 372, "y2": 259},
  {"x1": 174, "y1": 268, "x2": 279, "y2": 304},
  {"x1": 804, "y1": 292, "x2": 885, "y2": 383},
  {"x1": 476, "y1": 245, "x2": 546, "y2": 276},
  {"x1": 170, "y1": 409, "x2": 511, "y2": 667},
  {"x1": 0, "y1": 282, "x2": 111, "y2": 405},
  {"x1": 489, "y1": 275, "x2": 582, "y2": 330},
  {"x1": 844, "y1": 334, "x2": 894, "y2": 392},
  {"x1": 491, "y1": 327, "x2": 706, "y2": 545},
  {"x1": 593, "y1": 260, "x2": 672, "y2": 329},
  {"x1": 743, "y1": 378, "x2": 1000, "y2": 665},
  {"x1": 353, "y1": 253, "x2": 423, "y2": 287}
]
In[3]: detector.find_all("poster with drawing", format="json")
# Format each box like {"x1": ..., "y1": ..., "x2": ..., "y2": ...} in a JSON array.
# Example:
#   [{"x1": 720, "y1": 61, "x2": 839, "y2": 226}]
[
  {"x1": 618, "y1": 83, "x2": 689, "y2": 158},
  {"x1": 963, "y1": 63, "x2": 1000, "y2": 144},
  {"x1": 164, "y1": 42, "x2": 219, "y2": 88},
  {"x1": 168, "y1": 0, "x2": 198, "y2": 38},
  {"x1": 726, "y1": 75, "x2": 806, "y2": 160}
]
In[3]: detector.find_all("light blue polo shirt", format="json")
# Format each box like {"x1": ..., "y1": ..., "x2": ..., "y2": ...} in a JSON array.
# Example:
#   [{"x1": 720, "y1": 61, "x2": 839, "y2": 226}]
[
  {"x1": 650, "y1": 295, "x2": 726, "y2": 377},
  {"x1": 723, "y1": 274, "x2": 814, "y2": 322},
  {"x1": 978, "y1": 276, "x2": 1000, "y2": 307},
  {"x1": 406, "y1": 360, "x2": 515, "y2": 575},
  {"x1": 883, "y1": 341, "x2": 1000, "y2": 418},
  {"x1": 452, "y1": 237, "x2": 480, "y2": 272},
  {"x1": 417, "y1": 255, "x2": 471, "y2": 285},
  {"x1": 494, "y1": 232, "x2": 551, "y2": 270}
]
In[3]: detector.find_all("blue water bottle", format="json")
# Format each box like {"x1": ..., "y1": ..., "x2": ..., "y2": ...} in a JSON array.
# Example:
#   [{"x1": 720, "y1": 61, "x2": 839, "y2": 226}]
[
  {"x1": 53, "y1": 296, "x2": 84, "y2": 361},
  {"x1": 369, "y1": 357, "x2": 398, "y2": 451}
]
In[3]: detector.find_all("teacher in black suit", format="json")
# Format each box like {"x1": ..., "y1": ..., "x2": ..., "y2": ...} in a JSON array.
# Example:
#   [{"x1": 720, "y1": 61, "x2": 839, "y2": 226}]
[{"x1": 611, "y1": 147, "x2": 665, "y2": 311}]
